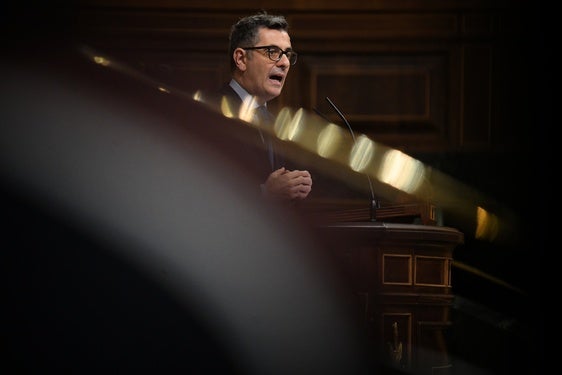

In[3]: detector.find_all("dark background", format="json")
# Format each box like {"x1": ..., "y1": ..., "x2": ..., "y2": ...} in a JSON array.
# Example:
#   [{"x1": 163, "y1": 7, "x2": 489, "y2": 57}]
[{"x1": 2, "y1": 1, "x2": 547, "y2": 374}]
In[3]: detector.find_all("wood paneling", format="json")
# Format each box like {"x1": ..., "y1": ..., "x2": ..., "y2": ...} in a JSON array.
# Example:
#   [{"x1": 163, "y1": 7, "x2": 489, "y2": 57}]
[
  {"x1": 316, "y1": 222, "x2": 463, "y2": 373},
  {"x1": 71, "y1": 1, "x2": 530, "y2": 155},
  {"x1": 303, "y1": 54, "x2": 448, "y2": 151}
]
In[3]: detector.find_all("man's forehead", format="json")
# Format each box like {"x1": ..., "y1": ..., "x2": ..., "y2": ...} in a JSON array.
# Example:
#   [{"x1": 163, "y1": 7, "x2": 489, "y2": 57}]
[{"x1": 258, "y1": 28, "x2": 291, "y2": 45}]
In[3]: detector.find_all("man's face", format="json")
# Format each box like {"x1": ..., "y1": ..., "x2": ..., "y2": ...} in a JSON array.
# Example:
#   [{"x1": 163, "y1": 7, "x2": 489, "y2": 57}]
[{"x1": 236, "y1": 27, "x2": 292, "y2": 104}]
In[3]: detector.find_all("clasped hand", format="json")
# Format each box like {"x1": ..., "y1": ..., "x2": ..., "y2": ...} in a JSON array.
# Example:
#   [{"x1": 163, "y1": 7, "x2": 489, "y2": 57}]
[{"x1": 264, "y1": 167, "x2": 312, "y2": 201}]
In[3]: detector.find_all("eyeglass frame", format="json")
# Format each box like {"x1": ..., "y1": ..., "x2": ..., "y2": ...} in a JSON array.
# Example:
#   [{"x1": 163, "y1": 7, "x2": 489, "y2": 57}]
[{"x1": 241, "y1": 45, "x2": 298, "y2": 65}]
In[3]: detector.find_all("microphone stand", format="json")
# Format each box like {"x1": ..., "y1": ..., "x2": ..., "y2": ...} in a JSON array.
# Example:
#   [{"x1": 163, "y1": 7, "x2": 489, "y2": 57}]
[{"x1": 324, "y1": 97, "x2": 380, "y2": 222}]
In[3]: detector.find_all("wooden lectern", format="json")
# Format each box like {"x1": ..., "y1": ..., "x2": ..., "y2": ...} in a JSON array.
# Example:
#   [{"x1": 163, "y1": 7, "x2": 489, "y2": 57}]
[{"x1": 313, "y1": 219, "x2": 464, "y2": 374}]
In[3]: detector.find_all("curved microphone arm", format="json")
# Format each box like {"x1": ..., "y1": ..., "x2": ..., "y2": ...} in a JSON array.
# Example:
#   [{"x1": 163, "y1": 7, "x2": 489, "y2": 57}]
[{"x1": 324, "y1": 97, "x2": 380, "y2": 221}]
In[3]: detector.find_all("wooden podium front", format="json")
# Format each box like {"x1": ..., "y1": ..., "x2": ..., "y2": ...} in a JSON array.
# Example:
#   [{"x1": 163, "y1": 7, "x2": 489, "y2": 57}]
[{"x1": 313, "y1": 222, "x2": 464, "y2": 374}]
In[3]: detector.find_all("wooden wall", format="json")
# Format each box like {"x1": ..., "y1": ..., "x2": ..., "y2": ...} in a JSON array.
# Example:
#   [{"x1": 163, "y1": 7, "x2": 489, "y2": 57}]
[
  {"x1": 13, "y1": 3, "x2": 542, "y2": 372},
  {"x1": 72, "y1": 0, "x2": 538, "y2": 155}
]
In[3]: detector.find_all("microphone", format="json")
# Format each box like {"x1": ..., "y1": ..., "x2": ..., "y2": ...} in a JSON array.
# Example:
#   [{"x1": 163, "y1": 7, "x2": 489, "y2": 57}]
[
  {"x1": 324, "y1": 97, "x2": 380, "y2": 222},
  {"x1": 313, "y1": 107, "x2": 331, "y2": 123}
]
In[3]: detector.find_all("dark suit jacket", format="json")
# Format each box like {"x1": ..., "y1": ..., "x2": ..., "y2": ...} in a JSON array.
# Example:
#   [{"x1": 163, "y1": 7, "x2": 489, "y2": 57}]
[
  {"x1": 205, "y1": 84, "x2": 287, "y2": 176},
  {"x1": 202, "y1": 84, "x2": 367, "y2": 204}
]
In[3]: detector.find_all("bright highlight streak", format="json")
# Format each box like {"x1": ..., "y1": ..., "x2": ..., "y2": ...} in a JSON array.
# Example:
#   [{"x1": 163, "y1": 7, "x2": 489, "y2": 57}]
[
  {"x1": 349, "y1": 135, "x2": 375, "y2": 172},
  {"x1": 112, "y1": 56, "x2": 521, "y2": 248},
  {"x1": 93, "y1": 56, "x2": 111, "y2": 66},
  {"x1": 284, "y1": 108, "x2": 306, "y2": 142},
  {"x1": 475, "y1": 206, "x2": 499, "y2": 241},
  {"x1": 378, "y1": 149, "x2": 425, "y2": 194},
  {"x1": 317, "y1": 123, "x2": 346, "y2": 159}
]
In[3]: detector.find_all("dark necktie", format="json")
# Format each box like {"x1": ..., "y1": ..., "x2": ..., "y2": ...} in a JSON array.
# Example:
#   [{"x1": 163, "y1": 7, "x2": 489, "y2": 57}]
[{"x1": 255, "y1": 106, "x2": 276, "y2": 170}]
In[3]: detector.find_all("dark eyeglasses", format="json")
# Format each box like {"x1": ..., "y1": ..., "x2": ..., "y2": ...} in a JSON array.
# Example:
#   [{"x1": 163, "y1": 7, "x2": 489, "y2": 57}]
[{"x1": 241, "y1": 45, "x2": 298, "y2": 65}]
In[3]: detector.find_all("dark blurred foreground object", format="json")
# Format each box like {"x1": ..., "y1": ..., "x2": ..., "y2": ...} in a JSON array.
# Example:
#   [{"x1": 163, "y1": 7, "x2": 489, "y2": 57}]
[{"x1": 0, "y1": 38, "x2": 385, "y2": 374}]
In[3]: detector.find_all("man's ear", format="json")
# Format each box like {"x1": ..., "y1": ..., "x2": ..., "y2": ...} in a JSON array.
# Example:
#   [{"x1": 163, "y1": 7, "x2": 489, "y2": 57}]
[{"x1": 233, "y1": 48, "x2": 247, "y2": 71}]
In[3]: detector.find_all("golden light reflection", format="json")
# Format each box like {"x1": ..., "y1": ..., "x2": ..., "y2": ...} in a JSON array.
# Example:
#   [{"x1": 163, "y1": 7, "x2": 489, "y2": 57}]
[
  {"x1": 179, "y1": 91, "x2": 520, "y2": 245},
  {"x1": 193, "y1": 90, "x2": 203, "y2": 101},
  {"x1": 349, "y1": 134, "x2": 375, "y2": 172},
  {"x1": 82, "y1": 46, "x2": 179, "y2": 100},
  {"x1": 220, "y1": 96, "x2": 237, "y2": 119},
  {"x1": 378, "y1": 149, "x2": 425, "y2": 194},
  {"x1": 317, "y1": 123, "x2": 347, "y2": 159},
  {"x1": 239, "y1": 96, "x2": 258, "y2": 123},
  {"x1": 93, "y1": 55, "x2": 110, "y2": 66},
  {"x1": 275, "y1": 107, "x2": 302, "y2": 141},
  {"x1": 80, "y1": 46, "x2": 521, "y2": 247},
  {"x1": 475, "y1": 206, "x2": 499, "y2": 242}
]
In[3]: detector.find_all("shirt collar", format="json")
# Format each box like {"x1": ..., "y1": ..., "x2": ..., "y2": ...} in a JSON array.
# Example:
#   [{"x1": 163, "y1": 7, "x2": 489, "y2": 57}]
[{"x1": 229, "y1": 79, "x2": 266, "y2": 110}]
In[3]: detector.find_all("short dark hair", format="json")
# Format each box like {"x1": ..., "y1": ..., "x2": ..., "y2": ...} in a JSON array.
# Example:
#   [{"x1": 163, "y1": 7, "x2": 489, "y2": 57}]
[{"x1": 228, "y1": 11, "x2": 289, "y2": 71}]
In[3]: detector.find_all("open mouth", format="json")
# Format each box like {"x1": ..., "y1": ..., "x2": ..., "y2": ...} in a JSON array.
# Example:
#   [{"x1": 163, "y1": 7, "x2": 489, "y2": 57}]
[{"x1": 269, "y1": 74, "x2": 284, "y2": 83}]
